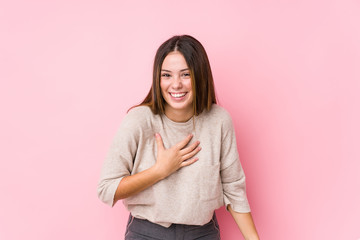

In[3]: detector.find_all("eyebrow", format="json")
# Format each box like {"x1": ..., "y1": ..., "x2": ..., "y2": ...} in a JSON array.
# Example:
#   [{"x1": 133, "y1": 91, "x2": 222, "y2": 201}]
[{"x1": 161, "y1": 68, "x2": 189, "y2": 72}]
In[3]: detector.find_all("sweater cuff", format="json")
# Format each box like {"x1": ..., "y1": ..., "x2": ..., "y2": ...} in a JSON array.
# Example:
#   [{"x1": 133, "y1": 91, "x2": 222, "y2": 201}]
[
  {"x1": 98, "y1": 177, "x2": 123, "y2": 207},
  {"x1": 224, "y1": 195, "x2": 251, "y2": 213}
]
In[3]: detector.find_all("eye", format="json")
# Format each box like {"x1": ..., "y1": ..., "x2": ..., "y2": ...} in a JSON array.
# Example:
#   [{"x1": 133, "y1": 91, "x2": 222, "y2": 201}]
[
  {"x1": 182, "y1": 72, "x2": 191, "y2": 78},
  {"x1": 161, "y1": 73, "x2": 171, "y2": 78}
]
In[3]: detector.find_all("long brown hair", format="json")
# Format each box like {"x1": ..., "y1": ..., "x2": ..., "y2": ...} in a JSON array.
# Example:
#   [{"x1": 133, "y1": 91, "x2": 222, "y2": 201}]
[{"x1": 134, "y1": 35, "x2": 217, "y2": 115}]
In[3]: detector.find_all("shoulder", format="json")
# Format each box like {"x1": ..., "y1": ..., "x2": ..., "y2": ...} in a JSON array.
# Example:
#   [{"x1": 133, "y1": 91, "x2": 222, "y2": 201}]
[
  {"x1": 202, "y1": 104, "x2": 233, "y2": 124},
  {"x1": 121, "y1": 105, "x2": 155, "y2": 129},
  {"x1": 197, "y1": 104, "x2": 236, "y2": 136},
  {"x1": 127, "y1": 105, "x2": 154, "y2": 117},
  {"x1": 208, "y1": 104, "x2": 231, "y2": 117}
]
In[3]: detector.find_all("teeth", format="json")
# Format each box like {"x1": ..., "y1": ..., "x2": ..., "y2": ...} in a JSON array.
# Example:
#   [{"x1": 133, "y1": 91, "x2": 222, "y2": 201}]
[{"x1": 170, "y1": 93, "x2": 186, "y2": 98}]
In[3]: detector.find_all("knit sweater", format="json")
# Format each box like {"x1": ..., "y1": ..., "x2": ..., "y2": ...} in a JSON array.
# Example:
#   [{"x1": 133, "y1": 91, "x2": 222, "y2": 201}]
[{"x1": 97, "y1": 104, "x2": 250, "y2": 227}]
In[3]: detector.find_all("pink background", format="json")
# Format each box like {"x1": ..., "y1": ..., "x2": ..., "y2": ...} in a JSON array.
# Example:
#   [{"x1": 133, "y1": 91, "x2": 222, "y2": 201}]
[{"x1": 1, "y1": 0, "x2": 359, "y2": 239}]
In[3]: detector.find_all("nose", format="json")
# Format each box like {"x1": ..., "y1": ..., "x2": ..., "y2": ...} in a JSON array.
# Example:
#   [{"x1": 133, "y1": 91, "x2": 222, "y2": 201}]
[{"x1": 171, "y1": 75, "x2": 182, "y2": 89}]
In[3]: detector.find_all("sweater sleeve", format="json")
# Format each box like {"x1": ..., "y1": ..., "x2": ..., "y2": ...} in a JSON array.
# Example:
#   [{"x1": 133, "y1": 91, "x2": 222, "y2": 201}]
[
  {"x1": 220, "y1": 112, "x2": 251, "y2": 213},
  {"x1": 97, "y1": 108, "x2": 142, "y2": 207}
]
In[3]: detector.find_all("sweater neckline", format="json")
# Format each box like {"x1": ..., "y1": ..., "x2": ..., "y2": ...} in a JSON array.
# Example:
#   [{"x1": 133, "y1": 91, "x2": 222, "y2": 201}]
[{"x1": 161, "y1": 113, "x2": 195, "y2": 128}]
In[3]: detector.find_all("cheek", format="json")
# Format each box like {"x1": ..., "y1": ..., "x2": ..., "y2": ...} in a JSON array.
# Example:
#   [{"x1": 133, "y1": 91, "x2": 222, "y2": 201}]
[
  {"x1": 184, "y1": 79, "x2": 192, "y2": 90},
  {"x1": 160, "y1": 81, "x2": 167, "y2": 93}
]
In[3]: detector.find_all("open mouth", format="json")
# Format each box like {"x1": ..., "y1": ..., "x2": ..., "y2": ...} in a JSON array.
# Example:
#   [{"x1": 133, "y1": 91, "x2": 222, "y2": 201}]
[{"x1": 169, "y1": 92, "x2": 187, "y2": 98}]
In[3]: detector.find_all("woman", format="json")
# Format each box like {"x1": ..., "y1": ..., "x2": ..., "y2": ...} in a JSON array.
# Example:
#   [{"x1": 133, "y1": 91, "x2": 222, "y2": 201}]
[{"x1": 97, "y1": 35, "x2": 259, "y2": 240}]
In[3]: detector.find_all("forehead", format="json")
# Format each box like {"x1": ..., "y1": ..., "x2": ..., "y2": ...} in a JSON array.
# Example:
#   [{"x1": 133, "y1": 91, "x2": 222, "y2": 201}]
[{"x1": 161, "y1": 51, "x2": 188, "y2": 70}]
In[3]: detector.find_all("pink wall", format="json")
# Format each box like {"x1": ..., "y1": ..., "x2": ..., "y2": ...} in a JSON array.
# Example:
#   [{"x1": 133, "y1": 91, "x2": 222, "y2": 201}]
[{"x1": 1, "y1": 0, "x2": 359, "y2": 239}]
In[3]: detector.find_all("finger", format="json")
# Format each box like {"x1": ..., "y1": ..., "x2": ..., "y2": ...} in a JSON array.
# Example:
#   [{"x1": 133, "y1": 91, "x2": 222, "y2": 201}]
[
  {"x1": 180, "y1": 157, "x2": 199, "y2": 167},
  {"x1": 175, "y1": 134, "x2": 193, "y2": 150},
  {"x1": 155, "y1": 133, "x2": 165, "y2": 151},
  {"x1": 181, "y1": 146, "x2": 201, "y2": 161},
  {"x1": 179, "y1": 141, "x2": 200, "y2": 155}
]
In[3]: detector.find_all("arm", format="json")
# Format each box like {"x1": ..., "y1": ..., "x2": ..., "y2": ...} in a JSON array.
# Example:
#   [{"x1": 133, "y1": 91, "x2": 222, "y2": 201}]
[
  {"x1": 113, "y1": 133, "x2": 201, "y2": 204},
  {"x1": 228, "y1": 205, "x2": 259, "y2": 240},
  {"x1": 218, "y1": 109, "x2": 259, "y2": 239}
]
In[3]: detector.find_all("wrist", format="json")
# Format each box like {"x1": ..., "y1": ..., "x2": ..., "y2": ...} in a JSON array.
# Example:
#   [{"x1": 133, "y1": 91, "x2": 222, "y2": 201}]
[
  {"x1": 150, "y1": 164, "x2": 167, "y2": 181},
  {"x1": 246, "y1": 237, "x2": 259, "y2": 240},
  {"x1": 245, "y1": 234, "x2": 260, "y2": 240}
]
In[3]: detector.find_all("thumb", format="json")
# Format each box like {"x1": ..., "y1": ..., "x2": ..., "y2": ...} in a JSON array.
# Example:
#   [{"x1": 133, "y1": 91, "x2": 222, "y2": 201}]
[{"x1": 155, "y1": 133, "x2": 165, "y2": 151}]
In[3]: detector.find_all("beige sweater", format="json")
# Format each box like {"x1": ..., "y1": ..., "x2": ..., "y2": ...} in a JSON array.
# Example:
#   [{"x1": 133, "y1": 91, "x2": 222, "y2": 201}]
[{"x1": 97, "y1": 104, "x2": 250, "y2": 227}]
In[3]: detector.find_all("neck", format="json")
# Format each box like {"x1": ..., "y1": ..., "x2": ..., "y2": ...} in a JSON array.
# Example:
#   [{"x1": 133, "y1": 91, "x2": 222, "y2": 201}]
[{"x1": 164, "y1": 105, "x2": 194, "y2": 122}]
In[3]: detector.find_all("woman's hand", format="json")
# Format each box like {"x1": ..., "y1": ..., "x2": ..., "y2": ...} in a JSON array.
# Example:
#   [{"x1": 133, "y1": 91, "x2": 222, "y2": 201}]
[
  {"x1": 154, "y1": 133, "x2": 201, "y2": 179},
  {"x1": 113, "y1": 133, "x2": 201, "y2": 203}
]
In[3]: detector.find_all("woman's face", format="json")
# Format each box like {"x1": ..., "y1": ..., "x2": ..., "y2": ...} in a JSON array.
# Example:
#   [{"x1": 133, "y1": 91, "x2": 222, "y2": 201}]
[{"x1": 160, "y1": 51, "x2": 193, "y2": 121}]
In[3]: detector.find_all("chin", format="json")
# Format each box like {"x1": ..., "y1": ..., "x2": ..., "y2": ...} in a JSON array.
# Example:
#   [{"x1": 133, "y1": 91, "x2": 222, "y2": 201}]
[{"x1": 171, "y1": 103, "x2": 193, "y2": 111}]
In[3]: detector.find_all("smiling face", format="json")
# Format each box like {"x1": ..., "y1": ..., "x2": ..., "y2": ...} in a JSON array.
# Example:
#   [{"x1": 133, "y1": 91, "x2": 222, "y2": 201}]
[{"x1": 160, "y1": 51, "x2": 194, "y2": 122}]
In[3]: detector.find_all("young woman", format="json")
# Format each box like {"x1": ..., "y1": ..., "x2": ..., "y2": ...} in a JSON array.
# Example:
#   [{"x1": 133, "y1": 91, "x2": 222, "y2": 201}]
[{"x1": 97, "y1": 35, "x2": 259, "y2": 240}]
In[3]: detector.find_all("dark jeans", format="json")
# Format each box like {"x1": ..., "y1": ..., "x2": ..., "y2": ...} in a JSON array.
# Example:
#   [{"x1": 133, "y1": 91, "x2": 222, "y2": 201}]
[{"x1": 124, "y1": 213, "x2": 221, "y2": 240}]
